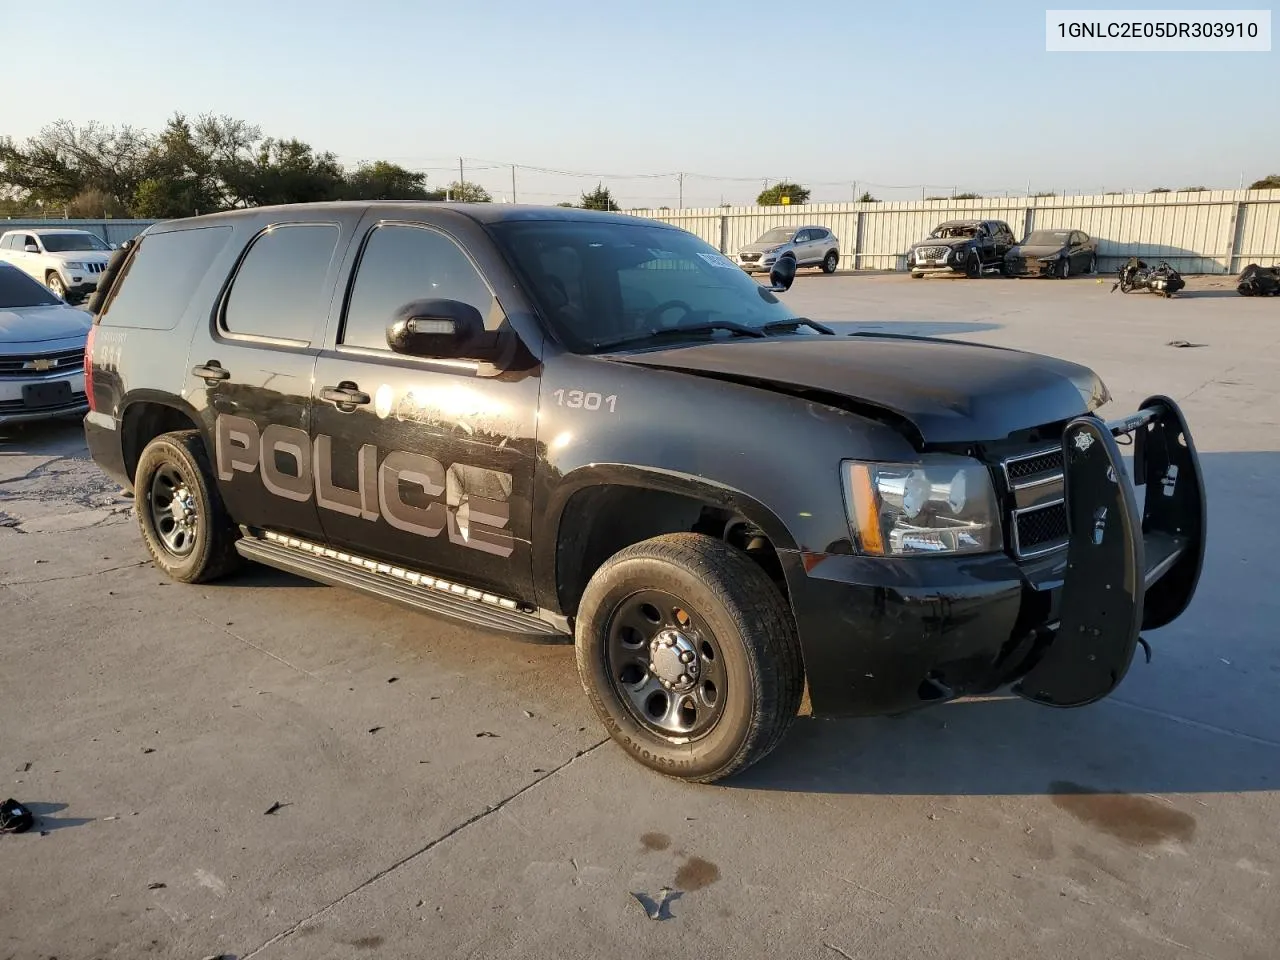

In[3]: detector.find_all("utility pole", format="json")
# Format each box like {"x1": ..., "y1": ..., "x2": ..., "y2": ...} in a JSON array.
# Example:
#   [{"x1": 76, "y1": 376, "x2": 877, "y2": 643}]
[
  {"x1": 852, "y1": 182, "x2": 857, "y2": 203},
  {"x1": 458, "y1": 157, "x2": 465, "y2": 189},
  {"x1": 678, "y1": 172, "x2": 684, "y2": 209},
  {"x1": 511, "y1": 165, "x2": 517, "y2": 204}
]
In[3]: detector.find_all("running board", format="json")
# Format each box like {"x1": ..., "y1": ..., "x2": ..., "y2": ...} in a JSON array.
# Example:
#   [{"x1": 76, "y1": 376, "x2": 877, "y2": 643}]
[{"x1": 234, "y1": 531, "x2": 569, "y2": 640}]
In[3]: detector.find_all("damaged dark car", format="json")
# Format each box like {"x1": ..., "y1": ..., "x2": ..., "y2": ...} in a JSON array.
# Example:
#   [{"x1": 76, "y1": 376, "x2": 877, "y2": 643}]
[
  {"x1": 1005, "y1": 228, "x2": 1099, "y2": 278},
  {"x1": 84, "y1": 203, "x2": 1207, "y2": 783},
  {"x1": 906, "y1": 219, "x2": 1016, "y2": 278}
]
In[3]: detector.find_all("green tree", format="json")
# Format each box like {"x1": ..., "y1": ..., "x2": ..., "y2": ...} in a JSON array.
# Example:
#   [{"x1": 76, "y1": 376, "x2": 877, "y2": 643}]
[
  {"x1": 342, "y1": 161, "x2": 429, "y2": 200},
  {"x1": 953, "y1": 192, "x2": 983, "y2": 200},
  {"x1": 579, "y1": 183, "x2": 620, "y2": 210},
  {"x1": 1033, "y1": 191, "x2": 1057, "y2": 197},
  {"x1": 555, "y1": 201, "x2": 575, "y2": 208},
  {"x1": 1149, "y1": 186, "x2": 1171, "y2": 193},
  {"x1": 0, "y1": 120, "x2": 151, "y2": 211},
  {"x1": 857, "y1": 191, "x2": 877, "y2": 202},
  {"x1": 756, "y1": 181, "x2": 810, "y2": 206},
  {"x1": 1179, "y1": 185, "x2": 1209, "y2": 192},
  {"x1": 443, "y1": 180, "x2": 492, "y2": 202},
  {"x1": 1248, "y1": 174, "x2": 1280, "y2": 189}
]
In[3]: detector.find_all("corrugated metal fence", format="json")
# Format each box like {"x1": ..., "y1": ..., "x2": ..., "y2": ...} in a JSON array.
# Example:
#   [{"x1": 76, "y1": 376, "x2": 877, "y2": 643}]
[
  {"x1": 633, "y1": 189, "x2": 1280, "y2": 274},
  {"x1": 0, "y1": 218, "x2": 153, "y2": 246},
  {"x1": 7, "y1": 192, "x2": 1280, "y2": 273}
]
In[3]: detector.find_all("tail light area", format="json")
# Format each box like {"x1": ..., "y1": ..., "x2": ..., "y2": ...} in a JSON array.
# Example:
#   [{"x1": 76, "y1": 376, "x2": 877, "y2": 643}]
[{"x1": 84, "y1": 323, "x2": 97, "y2": 412}]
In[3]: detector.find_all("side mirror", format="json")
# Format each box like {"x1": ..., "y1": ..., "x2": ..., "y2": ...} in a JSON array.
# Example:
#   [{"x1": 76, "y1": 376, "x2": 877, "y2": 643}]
[
  {"x1": 767, "y1": 255, "x2": 796, "y2": 292},
  {"x1": 24, "y1": 244, "x2": 39, "y2": 254},
  {"x1": 386, "y1": 298, "x2": 497, "y2": 361}
]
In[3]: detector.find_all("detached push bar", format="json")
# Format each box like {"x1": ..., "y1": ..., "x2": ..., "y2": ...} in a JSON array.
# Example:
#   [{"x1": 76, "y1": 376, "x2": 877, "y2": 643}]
[{"x1": 1014, "y1": 395, "x2": 1207, "y2": 708}]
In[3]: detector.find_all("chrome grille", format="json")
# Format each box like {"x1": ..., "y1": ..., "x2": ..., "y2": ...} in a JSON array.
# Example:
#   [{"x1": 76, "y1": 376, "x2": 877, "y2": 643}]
[
  {"x1": 739, "y1": 253, "x2": 761, "y2": 263},
  {"x1": 1002, "y1": 445, "x2": 1068, "y2": 558},
  {"x1": 916, "y1": 245, "x2": 950, "y2": 260},
  {"x1": 0, "y1": 348, "x2": 86, "y2": 378}
]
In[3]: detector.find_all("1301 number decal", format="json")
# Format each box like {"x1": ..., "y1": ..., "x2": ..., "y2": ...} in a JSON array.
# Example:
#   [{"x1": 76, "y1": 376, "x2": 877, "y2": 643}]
[{"x1": 552, "y1": 389, "x2": 617, "y2": 412}]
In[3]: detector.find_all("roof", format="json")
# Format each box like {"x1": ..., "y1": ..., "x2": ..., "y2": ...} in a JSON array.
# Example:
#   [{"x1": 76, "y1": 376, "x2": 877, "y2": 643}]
[
  {"x1": 152, "y1": 201, "x2": 676, "y2": 232},
  {"x1": 1, "y1": 226, "x2": 102, "y2": 235}
]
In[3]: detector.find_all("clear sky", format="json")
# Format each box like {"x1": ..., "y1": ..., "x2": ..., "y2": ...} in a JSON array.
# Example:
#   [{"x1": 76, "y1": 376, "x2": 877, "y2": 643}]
[{"x1": 3, "y1": 0, "x2": 1277, "y2": 207}]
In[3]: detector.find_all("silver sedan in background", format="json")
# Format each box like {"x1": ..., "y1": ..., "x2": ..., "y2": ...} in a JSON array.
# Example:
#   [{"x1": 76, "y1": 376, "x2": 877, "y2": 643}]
[
  {"x1": 736, "y1": 225, "x2": 841, "y2": 274},
  {"x1": 0, "y1": 263, "x2": 91, "y2": 427}
]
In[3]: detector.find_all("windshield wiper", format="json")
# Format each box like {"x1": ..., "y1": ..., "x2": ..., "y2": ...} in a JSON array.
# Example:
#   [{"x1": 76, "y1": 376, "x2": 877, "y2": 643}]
[
  {"x1": 762, "y1": 317, "x2": 836, "y2": 336},
  {"x1": 592, "y1": 320, "x2": 766, "y2": 350}
]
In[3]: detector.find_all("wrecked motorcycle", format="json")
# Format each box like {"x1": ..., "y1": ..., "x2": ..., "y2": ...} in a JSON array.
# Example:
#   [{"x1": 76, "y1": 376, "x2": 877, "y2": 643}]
[
  {"x1": 1112, "y1": 257, "x2": 1185, "y2": 298},
  {"x1": 1236, "y1": 263, "x2": 1280, "y2": 297}
]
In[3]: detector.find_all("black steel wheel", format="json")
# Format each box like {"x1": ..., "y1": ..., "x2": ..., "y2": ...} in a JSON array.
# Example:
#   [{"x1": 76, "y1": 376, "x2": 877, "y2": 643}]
[
  {"x1": 575, "y1": 532, "x2": 804, "y2": 783},
  {"x1": 135, "y1": 429, "x2": 240, "y2": 583}
]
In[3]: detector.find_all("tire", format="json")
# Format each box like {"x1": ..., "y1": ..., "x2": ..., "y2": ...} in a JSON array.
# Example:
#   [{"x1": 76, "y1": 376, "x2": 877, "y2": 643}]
[
  {"x1": 45, "y1": 271, "x2": 67, "y2": 299},
  {"x1": 965, "y1": 253, "x2": 980, "y2": 279},
  {"x1": 1057, "y1": 257, "x2": 1070, "y2": 279},
  {"x1": 574, "y1": 532, "x2": 803, "y2": 783},
  {"x1": 134, "y1": 430, "x2": 240, "y2": 583},
  {"x1": 821, "y1": 251, "x2": 839, "y2": 274},
  {"x1": 1087, "y1": 254, "x2": 1097, "y2": 275},
  {"x1": 911, "y1": 271, "x2": 924, "y2": 279}
]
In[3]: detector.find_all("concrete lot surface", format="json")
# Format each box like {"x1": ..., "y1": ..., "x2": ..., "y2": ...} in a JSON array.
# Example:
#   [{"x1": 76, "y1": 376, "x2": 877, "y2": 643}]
[{"x1": 1, "y1": 273, "x2": 1277, "y2": 959}]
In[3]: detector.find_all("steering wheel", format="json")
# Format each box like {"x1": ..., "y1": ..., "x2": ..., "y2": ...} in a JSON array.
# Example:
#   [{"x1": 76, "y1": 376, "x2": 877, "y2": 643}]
[{"x1": 643, "y1": 299, "x2": 695, "y2": 328}]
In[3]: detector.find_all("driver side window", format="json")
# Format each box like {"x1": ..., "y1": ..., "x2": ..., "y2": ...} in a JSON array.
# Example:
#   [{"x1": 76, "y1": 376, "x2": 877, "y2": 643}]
[{"x1": 341, "y1": 224, "x2": 505, "y2": 351}]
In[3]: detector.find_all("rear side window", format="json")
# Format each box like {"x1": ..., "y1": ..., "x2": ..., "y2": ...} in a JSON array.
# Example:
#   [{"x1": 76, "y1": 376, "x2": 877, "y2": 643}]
[
  {"x1": 100, "y1": 225, "x2": 233, "y2": 330},
  {"x1": 340, "y1": 224, "x2": 502, "y2": 351},
  {"x1": 222, "y1": 223, "x2": 340, "y2": 344}
]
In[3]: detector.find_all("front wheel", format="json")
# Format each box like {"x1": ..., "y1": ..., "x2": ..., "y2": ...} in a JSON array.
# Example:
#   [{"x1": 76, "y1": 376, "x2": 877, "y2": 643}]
[
  {"x1": 965, "y1": 254, "x2": 981, "y2": 278},
  {"x1": 135, "y1": 430, "x2": 241, "y2": 583},
  {"x1": 1088, "y1": 254, "x2": 1097, "y2": 274},
  {"x1": 821, "y1": 251, "x2": 839, "y2": 274},
  {"x1": 575, "y1": 533, "x2": 804, "y2": 783},
  {"x1": 1057, "y1": 257, "x2": 1070, "y2": 279},
  {"x1": 45, "y1": 272, "x2": 67, "y2": 299}
]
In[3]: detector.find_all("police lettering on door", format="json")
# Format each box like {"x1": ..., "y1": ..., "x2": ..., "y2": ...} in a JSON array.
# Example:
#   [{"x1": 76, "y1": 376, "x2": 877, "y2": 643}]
[{"x1": 214, "y1": 414, "x2": 513, "y2": 557}]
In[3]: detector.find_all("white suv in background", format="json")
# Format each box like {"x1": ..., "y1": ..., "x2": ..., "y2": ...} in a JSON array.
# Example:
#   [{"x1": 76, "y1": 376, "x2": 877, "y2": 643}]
[{"x1": 0, "y1": 228, "x2": 114, "y2": 302}]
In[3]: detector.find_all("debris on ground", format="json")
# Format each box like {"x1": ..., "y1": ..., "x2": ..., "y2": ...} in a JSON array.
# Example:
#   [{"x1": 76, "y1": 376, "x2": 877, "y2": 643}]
[
  {"x1": 632, "y1": 886, "x2": 677, "y2": 921},
  {"x1": 368, "y1": 726, "x2": 384, "y2": 735},
  {"x1": 147, "y1": 882, "x2": 166, "y2": 890},
  {"x1": 387, "y1": 677, "x2": 399, "y2": 684},
  {"x1": 263, "y1": 801, "x2": 291, "y2": 815},
  {"x1": 1166, "y1": 340, "x2": 1207, "y2": 348},
  {"x1": 0, "y1": 798, "x2": 34, "y2": 833},
  {"x1": 523, "y1": 710, "x2": 535, "y2": 718},
  {"x1": 475, "y1": 731, "x2": 500, "y2": 738},
  {"x1": 142, "y1": 748, "x2": 156, "y2": 754}
]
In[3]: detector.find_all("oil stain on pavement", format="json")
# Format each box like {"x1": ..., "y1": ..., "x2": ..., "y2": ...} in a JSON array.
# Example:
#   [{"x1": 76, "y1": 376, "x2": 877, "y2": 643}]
[
  {"x1": 674, "y1": 856, "x2": 721, "y2": 891},
  {"x1": 1049, "y1": 781, "x2": 1196, "y2": 846},
  {"x1": 640, "y1": 831, "x2": 671, "y2": 852}
]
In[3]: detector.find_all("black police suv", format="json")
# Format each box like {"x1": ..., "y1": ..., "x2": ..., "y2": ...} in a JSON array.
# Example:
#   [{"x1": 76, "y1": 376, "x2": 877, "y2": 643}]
[{"x1": 83, "y1": 203, "x2": 1206, "y2": 783}]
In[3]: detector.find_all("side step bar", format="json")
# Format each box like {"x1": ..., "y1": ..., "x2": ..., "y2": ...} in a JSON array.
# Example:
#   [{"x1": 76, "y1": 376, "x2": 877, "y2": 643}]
[{"x1": 235, "y1": 532, "x2": 570, "y2": 641}]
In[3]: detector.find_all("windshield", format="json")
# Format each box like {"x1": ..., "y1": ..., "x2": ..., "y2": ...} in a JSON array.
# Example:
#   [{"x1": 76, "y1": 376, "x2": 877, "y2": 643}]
[
  {"x1": 0, "y1": 265, "x2": 62, "y2": 308},
  {"x1": 1024, "y1": 230, "x2": 1072, "y2": 246},
  {"x1": 757, "y1": 227, "x2": 796, "y2": 244},
  {"x1": 929, "y1": 223, "x2": 978, "y2": 239},
  {"x1": 39, "y1": 232, "x2": 110, "y2": 253},
  {"x1": 489, "y1": 220, "x2": 801, "y2": 353}
]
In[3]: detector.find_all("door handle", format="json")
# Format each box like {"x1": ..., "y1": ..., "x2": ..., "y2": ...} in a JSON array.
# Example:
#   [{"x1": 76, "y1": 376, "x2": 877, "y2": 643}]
[
  {"x1": 192, "y1": 362, "x2": 231, "y2": 383},
  {"x1": 320, "y1": 382, "x2": 371, "y2": 408}
]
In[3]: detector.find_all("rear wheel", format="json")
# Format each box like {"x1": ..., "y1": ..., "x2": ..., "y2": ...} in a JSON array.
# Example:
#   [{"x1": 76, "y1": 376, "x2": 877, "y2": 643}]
[
  {"x1": 575, "y1": 532, "x2": 803, "y2": 783},
  {"x1": 45, "y1": 271, "x2": 67, "y2": 300},
  {"x1": 135, "y1": 430, "x2": 240, "y2": 583},
  {"x1": 821, "y1": 251, "x2": 839, "y2": 274}
]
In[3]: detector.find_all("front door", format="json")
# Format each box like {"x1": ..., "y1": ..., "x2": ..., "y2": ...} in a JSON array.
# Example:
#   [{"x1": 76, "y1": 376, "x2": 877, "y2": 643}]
[
  {"x1": 309, "y1": 217, "x2": 541, "y2": 602},
  {"x1": 186, "y1": 219, "x2": 355, "y2": 542}
]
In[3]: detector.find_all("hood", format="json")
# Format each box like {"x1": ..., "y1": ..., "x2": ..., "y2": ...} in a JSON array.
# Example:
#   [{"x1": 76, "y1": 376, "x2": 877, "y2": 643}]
[
  {"x1": 46, "y1": 251, "x2": 110, "y2": 264},
  {"x1": 910, "y1": 236, "x2": 971, "y2": 250},
  {"x1": 604, "y1": 334, "x2": 1108, "y2": 444},
  {"x1": 1011, "y1": 243, "x2": 1065, "y2": 258},
  {"x1": 740, "y1": 239, "x2": 792, "y2": 254},
  {"x1": 0, "y1": 304, "x2": 92, "y2": 346}
]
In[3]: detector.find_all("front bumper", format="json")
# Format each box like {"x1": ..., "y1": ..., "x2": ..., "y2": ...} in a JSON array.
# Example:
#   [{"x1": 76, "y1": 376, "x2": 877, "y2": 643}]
[
  {"x1": 786, "y1": 396, "x2": 1205, "y2": 718},
  {"x1": 908, "y1": 250, "x2": 965, "y2": 275},
  {"x1": 737, "y1": 254, "x2": 776, "y2": 272},
  {"x1": 1005, "y1": 257, "x2": 1058, "y2": 277},
  {"x1": 0, "y1": 368, "x2": 88, "y2": 426}
]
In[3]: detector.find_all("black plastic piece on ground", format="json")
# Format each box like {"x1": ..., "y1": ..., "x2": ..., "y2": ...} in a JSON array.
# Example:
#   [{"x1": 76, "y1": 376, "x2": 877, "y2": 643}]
[{"x1": 0, "y1": 798, "x2": 34, "y2": 833}]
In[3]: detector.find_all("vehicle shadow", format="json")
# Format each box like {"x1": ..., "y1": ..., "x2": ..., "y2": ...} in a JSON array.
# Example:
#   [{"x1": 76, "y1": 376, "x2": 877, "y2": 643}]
[{"x1": 16, "y1": 801, "x2": 95, "y2": 832}]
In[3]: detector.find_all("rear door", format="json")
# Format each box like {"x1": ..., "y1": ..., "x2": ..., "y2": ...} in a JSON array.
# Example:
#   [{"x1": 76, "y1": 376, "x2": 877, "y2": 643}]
[
  {"x1": 183, "y1": 216, "x2": 358, "y2": 542},
  {"x1": 308, "y1": 215, "x2": 541, "y2": 601}
]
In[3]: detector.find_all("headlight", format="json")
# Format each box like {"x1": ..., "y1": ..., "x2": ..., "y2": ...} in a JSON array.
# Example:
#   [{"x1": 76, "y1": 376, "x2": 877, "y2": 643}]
[
  {"x1": 951, "y1": 247, "x2": 966, "y2": 262},
  {"x1": 842, "y1": 456, "x2": 1001, "y2": 556},
  {"x1": 65, "y1": 261, "x2": 87, "y2": 270}
]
